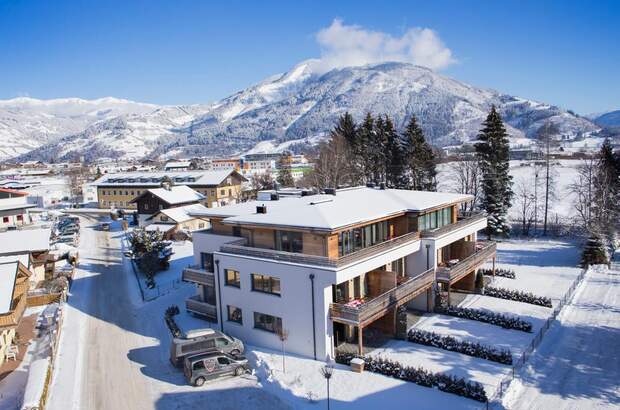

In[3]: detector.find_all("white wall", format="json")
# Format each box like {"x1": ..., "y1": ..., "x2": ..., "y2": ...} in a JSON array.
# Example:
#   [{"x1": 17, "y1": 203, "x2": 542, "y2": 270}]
[{"x1": 213, "y1": 253, "x2": 335, "y2": 360}]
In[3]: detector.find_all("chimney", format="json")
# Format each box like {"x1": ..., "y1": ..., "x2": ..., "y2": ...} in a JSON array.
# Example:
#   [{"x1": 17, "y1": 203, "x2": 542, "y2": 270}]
[{"x1": 256, "y1": 204, "x2": 267, "y2": 214}]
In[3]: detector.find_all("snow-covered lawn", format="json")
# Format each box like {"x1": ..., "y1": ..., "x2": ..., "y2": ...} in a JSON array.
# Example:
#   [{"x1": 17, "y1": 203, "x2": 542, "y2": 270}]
[{"x1": 503, "y1": 264, "x2": 620, "y2": 409}]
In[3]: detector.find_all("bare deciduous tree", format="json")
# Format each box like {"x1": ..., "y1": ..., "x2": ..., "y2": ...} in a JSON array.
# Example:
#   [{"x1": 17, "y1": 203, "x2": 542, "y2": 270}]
[
  {"x1": 514, "y1": 177, "x2": 536, "y2": 236},
  {"x1": 569, "y1": 157, "x2": 597, "y2": 230},
  {"x1": 308, "y1": 133, "x2": 357, "y2": 190},
  {"x1": 448, "y1": 159, "x2": 481, "y2": 213}
]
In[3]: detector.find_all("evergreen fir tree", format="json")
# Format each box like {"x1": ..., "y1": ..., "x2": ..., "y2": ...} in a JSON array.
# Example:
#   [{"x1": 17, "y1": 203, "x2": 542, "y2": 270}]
[
  {"x1": 358, "y1": 113, "x2": 375, "y2": 182},
  {"x1": 475, "y1": 106, "x2": 513, "y2": 238},
  {"x1": 370, "y1": 115, "x2": 388, "y2": 183},
  {"x1": 331, "y1": 112, "x2": 362, "y2": 183},
  {"x1": 384, "y1": 116, "x2": 407, "y2": 188},
  {"x1": 276, "y1": 152, "x2": 295, "y2": 187},
  {"x1": 402, "y1": 115, "x2": 437, "y2": 191},
  {"x1": 580, "y1": 233, "x2": 609, "y2": 267}
]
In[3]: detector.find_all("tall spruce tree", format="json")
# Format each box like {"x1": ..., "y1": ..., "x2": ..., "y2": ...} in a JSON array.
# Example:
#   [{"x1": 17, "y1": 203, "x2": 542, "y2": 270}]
[
  {"x1": 384, "y1": 116, "x2": 407, "y2": 188},
  {"x1": 402, "y1": 115, "x2": 437, "y2": 191},
  {"x1": 370, "y1": 115, "x2": 388, "y2": 183},
  {"x1": 276, "y1": 152, "x2": 295, "y2": 187},
  {"x1": 358, "y1": 113, "x2": 375, "y2": 182},
  {"x1": 331, "y1": 113, "x2": 362, "y2": 183},
  {"x1": 592, "y1": 138, "x2": 620, "y2": 254},
  {"x1": 475, "y1": 106, "x2": 513, "y2": 238}
]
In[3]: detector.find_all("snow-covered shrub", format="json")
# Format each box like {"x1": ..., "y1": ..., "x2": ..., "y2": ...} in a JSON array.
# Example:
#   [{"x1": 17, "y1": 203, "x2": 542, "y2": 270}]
[
  {"x1": 164, "y1": 304, "x2": 181, "y2": 337},
  {"x1": 436, "y1": 305, "x2": 532, "y2": 332},
  {"x1": 580, "y1": 234, "x2": 609, "y2": 267},
  {"x1": 335, "y1": 353, "x2": 487, "y2": 402},
  {"x1": 407, "y1": 329, "x2": 512, "y2": 365},
  {"x1": 479, "y1": 267, "x2": 516, "y2": 279},
  {"x1": 485, "y1": 286, "x2": 552, "y2": 307}
]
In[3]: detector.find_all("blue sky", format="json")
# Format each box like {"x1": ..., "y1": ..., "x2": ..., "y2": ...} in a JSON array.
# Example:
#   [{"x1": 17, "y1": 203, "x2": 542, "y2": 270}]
[{"x1": 0, "y1": 0, "x2": 618, "y2": 113}]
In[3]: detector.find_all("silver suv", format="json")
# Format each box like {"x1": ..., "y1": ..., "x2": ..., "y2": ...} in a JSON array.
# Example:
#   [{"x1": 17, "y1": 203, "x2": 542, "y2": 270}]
[{"x1": 170, "y1": 328, "x2": 244, "y2": 367}]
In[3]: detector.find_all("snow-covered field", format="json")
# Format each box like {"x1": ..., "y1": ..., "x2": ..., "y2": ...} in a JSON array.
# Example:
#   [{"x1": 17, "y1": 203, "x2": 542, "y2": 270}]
[{"x1": 438, "y1": 159, "x2": 582, "y2": 222}]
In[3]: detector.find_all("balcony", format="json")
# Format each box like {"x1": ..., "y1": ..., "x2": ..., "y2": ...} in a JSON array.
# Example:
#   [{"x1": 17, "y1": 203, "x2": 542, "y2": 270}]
[
  {"x1": 436, "y1": 241, "x2": 496, "y2": 284},
  {"x1": 0, "y1": 294, "x2": 26, "y2": 328},
  {"x1": 185, "y1": 295, "x2": 217, "y2": 322},
  {"x1": 420, "y1": 212, "x2": 487, "y2": 239},
  {"x1": 219, "y1": 231, "x2": 421, "y2": 268},
  {"x1": 182, "y1": 265, "x2": 215, "y2": 286},
  {"x1": 329, "y1": 268, "x2": 435, "y2": 327}
]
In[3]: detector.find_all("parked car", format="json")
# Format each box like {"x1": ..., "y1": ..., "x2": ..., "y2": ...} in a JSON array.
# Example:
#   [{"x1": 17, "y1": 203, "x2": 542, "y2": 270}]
[
  {"x1": 170, "y1": 329, "x2": 244, "y2": 367},
  {"x1": 183, "y1": 352, "x2": 249, "y2": 386},
  {"x1": 99, "y1": 222, "x2": 111, "y2": 231}
]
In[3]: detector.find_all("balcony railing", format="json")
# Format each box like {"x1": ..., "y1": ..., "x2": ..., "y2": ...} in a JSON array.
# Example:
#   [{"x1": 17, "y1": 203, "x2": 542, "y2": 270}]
[
  {"x1": 185, "y1": 295, "x2": 217, "y2": 321},
  {"x1": 329, "y1": 268, "x2": 435, "y2": 326},
  {"x1": 182, "y1": 265, "x2": 215, "y2": 286},
  {"x1": 219, "y1": 230, "x2": 421, "y2": 268},
  {"x1": 420, "y1": 212, "x2": 487, "y2": 239},
  {"x1": 436, "y1": 241, "x2": 497, "y2": 283},
  {"x1": 0, "y1": 294, "x2": 26, "y2": 328}
]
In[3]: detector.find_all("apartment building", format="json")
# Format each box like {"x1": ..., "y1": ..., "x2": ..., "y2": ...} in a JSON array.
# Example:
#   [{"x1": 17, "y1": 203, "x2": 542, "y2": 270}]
[
  {"x1": 92, "y1": 170, "x2": 246, "y2": 210},
  {"x1": 0, "y1": 261, "x2": 31, "y2": 365},
  {"x1": 0, "y1": 189, "x2": 35, "y2": 230},
  {"x1": 182, "y1": 186, "x2": 495, "y2": 360}
]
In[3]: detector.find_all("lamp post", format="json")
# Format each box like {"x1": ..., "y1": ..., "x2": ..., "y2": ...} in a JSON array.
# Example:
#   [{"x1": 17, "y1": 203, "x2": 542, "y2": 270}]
[{"x1": 320, "y1": 364, "x2": 334, "y2": 410}]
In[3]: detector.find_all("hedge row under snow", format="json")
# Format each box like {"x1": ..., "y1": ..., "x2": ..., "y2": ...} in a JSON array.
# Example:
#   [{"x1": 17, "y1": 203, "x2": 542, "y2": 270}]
[
  {"x1": 479, "y1": 267, "x2": 516, "y2": 279},
  {"x1": 165, "y1": 305, "x2": 181, "y2": 338},
  {"x1": 436, "y1": 305, "x2": 532, "y2": 332},
  {"x1": 336, "y1": 353, "x2": 487, "y2": 402},
  {"x1": 485, "y1": 286, "x2": 552, "y2": 308},
  {"x1": 408, "y1": 329, "x2": 512, "y2": 365}
]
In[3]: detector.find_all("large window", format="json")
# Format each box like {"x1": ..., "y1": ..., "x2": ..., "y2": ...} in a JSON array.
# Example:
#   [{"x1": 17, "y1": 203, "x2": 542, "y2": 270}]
[
  {"x1": 274, "y1": 230, "x2": 303, "y2": 253},
  {"x1": 253, "y1": 312, "x2": 282, "y2": 333},
  {"x1": 227, "y1": 305, "x2": 242, "y2": 324},
  {"x1": 418, "y1": 207, "x2": 453, "y2": 231},
  {"x1": 200, "y1": 253, "x2": 214, "y2": 272},
  {"x1": 338, "y1": 220, "x2": 389, "y2": 256},
  {"x1": 225, "y1": 269, "x2": 240, "y2": 288},
  {"x1": 251, "y1": 274, "x2": 281, "y2": 296}
]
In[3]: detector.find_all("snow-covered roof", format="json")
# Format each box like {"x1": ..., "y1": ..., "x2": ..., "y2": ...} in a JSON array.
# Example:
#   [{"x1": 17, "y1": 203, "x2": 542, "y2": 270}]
[
  {"x1": 148, "y1": 203, "x2": 209, "y2": 223},
  {"x1": 92, "y1": 170, "x2": 245, "y2": 187},
  {"x1": 0, "y1": 253, "x2": 30, "y2": 266},
  {"x1": 191, "y1": 187, "x2": 472, "y2": 232},
  {"x1": 0, "y1": 228, "x2": 50, "y2": 254},
  {"x1": 144, "y1": 223, "x2": 175, "y2": 233},
  {"x1": 136, "y1": 185, "x2": 204, "y2": 205},
  {"x1": 0, "y1": 262, "x2": 18, "y2": 314},
  {"x1": 165, "y1": 161, "x2": 192, "y2": 169}
]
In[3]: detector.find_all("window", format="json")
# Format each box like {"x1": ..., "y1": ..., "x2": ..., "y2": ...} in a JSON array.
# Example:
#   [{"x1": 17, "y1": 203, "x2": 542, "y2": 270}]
[
  {"x1": 2, "y1": 216, "x2": 8, "y2": 223},
  {"x1": 125, "y1": 191, "x2": 129, "y2": 196},
  {"x1": 251, "y1": 274, "x2": 281, "y2": 296},
  {"x1": 144, "y1": 204, "x2": 149, "y2": 210},
  {"x1": 130, "y1": 191, "x2": 135, "y2": 196},
  {"x1": 199, "y1": 223, "x2": 205, "y2": 229},
  {"x1": 232, "y1": 226, "x2": 241, "y2": 237},
  {"x1": 228, "y1": 189, "x2": 232, "y2": 196},
  {"x1": 253, "y1": 312, "x2": 282, "y2": 333},
  {"x1": 338, "y1": 220, "x2": 389, "y2": 256},
  {"x1": 16, "y1": 215, "x2": 23, "y2": 221},
  {"x1": 193, "y1": 361, "x2": 205, "y2": 370},
  {"x1": 275, "y1": 231, "x2": 303, "y2": 253},
  {"x1": 200, "y1": 253, "x2": 214, "y2": 272},
  {"x1": 161, "y1": 215, "x2": 169, "y2": 222},
  {"x1": 418, "y1": 207, "x2": 453, "y2": 231},
  {"x1": 225, "y1": 269, "x2": 240, "y2": 287},
  {"x1": 217, "y1": 357, "x2": 231, "y2": 365},
  {"x1": 211, "y1": 190, "x2": 216, "y2": 197},
  {"x1": 227, "y1": 305, "x2": 242, "y2": 324},
  {"x1": 220, "y1": 189, "x2": 226, "y2": 196},
  {"x1": 113, "y1": 190, "x2": 117, "y2": 195},
  {"x1": 215, "y1": 337, "x2": 230, "y2": 348}
]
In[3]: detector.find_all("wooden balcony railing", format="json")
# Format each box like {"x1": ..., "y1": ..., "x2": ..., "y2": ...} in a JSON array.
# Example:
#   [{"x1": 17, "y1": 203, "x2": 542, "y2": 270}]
[
  {"x1": 185, "y1": 295, "x2": 217, "y2": 321},
  {"x1": 420, "y1": 212, "x2": 487, "y2": 239},
  {"x1": 219, "y1": 231, "x2": 421, "y2": 268},
  {"x1": 436, "y1": 241, "x2": 496, "y2": 283},
  {"x1": 182, "y1": 266, "x2": 215, "y2": 286},
  {"x1": 329, "y1": 268, "x2": 435, "y2": 326},
  {"x1": 0, "y1": 294, "x2": 27, "y2": 327}
]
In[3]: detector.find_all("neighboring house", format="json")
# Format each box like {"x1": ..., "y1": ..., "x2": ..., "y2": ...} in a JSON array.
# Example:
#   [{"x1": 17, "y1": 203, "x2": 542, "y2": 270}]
[
  {"x1": 81, "y1": 182, "x2": 98, "y2": 205},
  {"x1": 0, "y1": 189, "x2": 36, "y2": 230},
  {"x1": 0, "y1": 261, "x2": 30, "y2": 365},
  {"x1": 145, "y1": 203, "x2": 210, "y2": 239},
  {"x1": 92, "y1": 170, "x2": 246, "y2": 210},
  {"x1": 130, "y1": 185, "x2": 205, "y2": 226},
  {"x1": 182, "y1": 186, "x2": 495, "y2": 360},
  {"x1": 164, "y1": 160, "x2": 197, "y2": 171},
  {"x1": 0, "y1": 229, "x2": 52, "y2": 285},
  {"x1": 210, "y1": 158, "x2": 241, "y2": 171}
]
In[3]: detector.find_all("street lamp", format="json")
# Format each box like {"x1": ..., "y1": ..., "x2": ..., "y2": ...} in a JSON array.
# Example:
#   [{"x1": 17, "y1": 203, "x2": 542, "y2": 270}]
[{"x1": 320, "y1": 364, "x2": 334, "y2": 410}]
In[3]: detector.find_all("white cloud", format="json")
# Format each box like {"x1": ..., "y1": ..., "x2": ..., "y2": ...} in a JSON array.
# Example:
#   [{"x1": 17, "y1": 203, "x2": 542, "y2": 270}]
[{"x1": 315, "y1": 19, "x2": 456, "y2": 72}]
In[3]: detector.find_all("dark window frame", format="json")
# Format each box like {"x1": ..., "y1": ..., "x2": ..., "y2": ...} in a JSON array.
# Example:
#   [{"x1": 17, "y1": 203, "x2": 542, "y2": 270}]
[
  {"x1": 224, "y1": 269, "x2": 241, "y2": 288},
  {"x1": 251, "y1": 274, "x2": 281, "y2": 296},
  {"x1": 253, "y1": 311, "x2": 282, "y2": 334},
  {"x1": 227, "y1": 305, "x2": 243, "y2": 324}
]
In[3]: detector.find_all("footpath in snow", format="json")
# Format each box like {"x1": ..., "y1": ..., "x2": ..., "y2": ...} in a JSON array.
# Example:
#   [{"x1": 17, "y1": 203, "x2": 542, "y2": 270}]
[{"x1": 503, "y1": 264, "x2": 620, "y2": 410}]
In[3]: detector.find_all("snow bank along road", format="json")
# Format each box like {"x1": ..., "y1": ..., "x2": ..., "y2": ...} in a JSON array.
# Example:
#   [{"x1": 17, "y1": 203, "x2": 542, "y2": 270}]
[{"x1": 504, "y1": 264, "x2": 620, "y2": 409}]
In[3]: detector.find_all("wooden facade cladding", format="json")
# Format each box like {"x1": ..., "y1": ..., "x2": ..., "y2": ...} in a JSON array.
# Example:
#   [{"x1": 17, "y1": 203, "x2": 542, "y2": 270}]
[{"x1": 436, "y1": 241, "x2": 496, "y2": 284}]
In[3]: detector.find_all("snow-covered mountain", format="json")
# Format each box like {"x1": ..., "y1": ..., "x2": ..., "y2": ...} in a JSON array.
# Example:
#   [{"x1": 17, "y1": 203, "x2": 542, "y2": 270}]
[
  {"x1": 589, "y1": 110, "x2": 620, "y2": 128},
  {"x1": 0, "y1": 97, "x2": 158, "y2": 159},
  {"x1": 8, "y1": 61, "x2": 600, "y2": 162}
]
